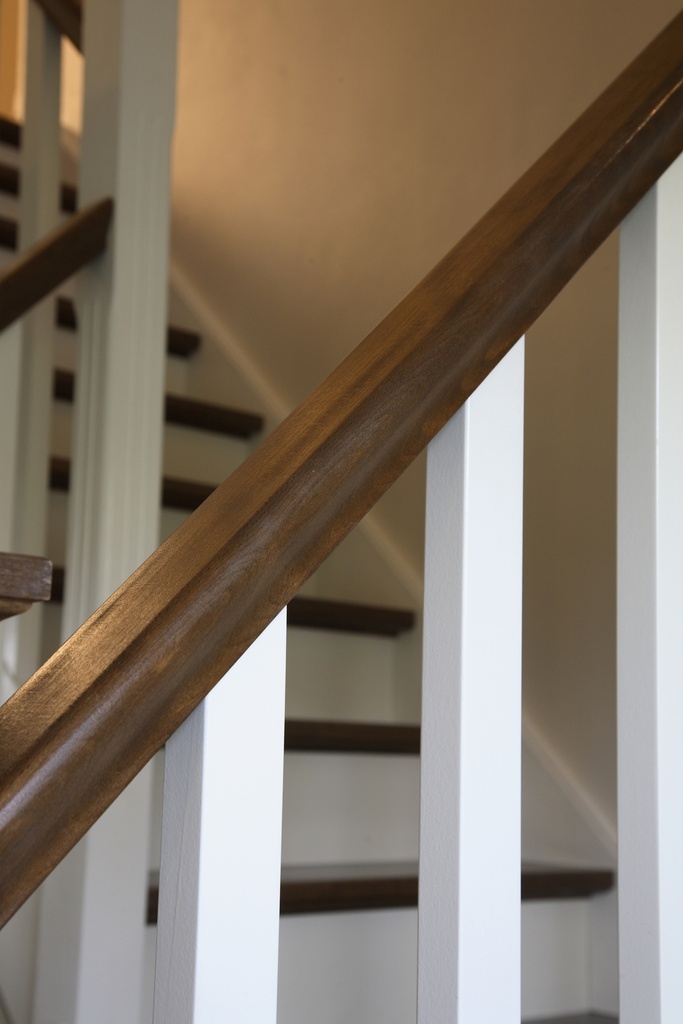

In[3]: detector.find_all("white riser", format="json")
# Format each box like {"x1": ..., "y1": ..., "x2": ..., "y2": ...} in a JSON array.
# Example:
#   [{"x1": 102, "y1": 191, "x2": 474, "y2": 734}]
[
  {"x1": 49, "y1": 400, "x2": 251, "y2": 484},
  {"x1": 282, "y1": 752, "x2": 419, "y2": 865},
  {"x1": 278, "y1": 900, "x2": 593, "y2": 1024},
  {"x1": 278, "y1": 908, "x2": 418, "y2": 1024},
  {"x1": 286, "y1": 628, "x2": 402, "y2": 723}
]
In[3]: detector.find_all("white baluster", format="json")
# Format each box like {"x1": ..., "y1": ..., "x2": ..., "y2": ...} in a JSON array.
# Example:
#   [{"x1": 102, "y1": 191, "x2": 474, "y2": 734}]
[
  {"x1": 154, "y1": 612, "x2": 287, "y2": 1023},
  {"x1": 617, "y1": 152, "x2": 683, "y2": 1024},
  {"x1": 418, "y1": 340, "x2": 525, "y2": 1023}
]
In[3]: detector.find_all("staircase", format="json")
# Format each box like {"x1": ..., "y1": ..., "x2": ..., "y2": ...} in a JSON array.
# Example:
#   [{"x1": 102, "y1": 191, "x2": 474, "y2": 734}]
[
  {"x1": 3, "y1": 4, "x2": 683, "y2": 1021},
  {"x1": 1, "y1": 109, "x2": 619, "y2": 1023}
]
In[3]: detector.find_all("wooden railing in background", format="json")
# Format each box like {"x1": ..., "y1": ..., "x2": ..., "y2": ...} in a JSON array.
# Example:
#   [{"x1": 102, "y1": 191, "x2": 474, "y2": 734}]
[
  {"x1": 0, "y1": 199, "x2": 113, "y2": 332},
  {"x1": 0, "y1": 9, "x2": 681, "y2": 931}
]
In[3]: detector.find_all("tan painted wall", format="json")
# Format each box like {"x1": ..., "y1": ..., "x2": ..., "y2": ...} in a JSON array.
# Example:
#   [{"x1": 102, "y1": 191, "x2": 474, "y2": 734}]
[
  {"x1": 171, "y1": 0, "x2": 680, "y2": 831},
  {"x1": 0, "y1": 0, "x2": 24, "y2": 119}
]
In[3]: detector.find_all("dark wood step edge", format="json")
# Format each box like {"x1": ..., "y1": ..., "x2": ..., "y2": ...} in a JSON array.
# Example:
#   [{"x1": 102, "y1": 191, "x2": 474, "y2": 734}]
[
  {"x1": 49, "y1": 456, "x2": 215, "y2": 512},
  {"x1": 526, "y1": 1015, "x2": 617, "y2": 1024},
  {"x1": 0, "y1": 214, "x2": 17, "y2": 251},
  {"x1": 284, "y1": 719, "x2": 420, "y2": 754},
  {"x1": 55, "y1": 296, "x2": 201, "y2": 358},
  {"x1": 0, "y1": 553, "x2": 52, "y2": 622},
  {"x1": 145, "y1": 864, "x2": 615, "y2": 923},
  {"x1": 53, "y1": 369, "x2": 264, "y2": 439},
  {"x1": 50, "y1": 565, "x2": 413, "y2": 643},
  {"x1": 49, "y1": 561, "x2": 414, "y2": 639},
  {"x1": 0, "y1": 117, "x2": 21, "y2": 148},
  {"x1": 288, "y1": 594, "x2": 414, "y2": 636},
  {"x1": 520, "y1": 865, "x2": 614, "y2": 902},
  {"x1": 0, "y1": 163, "x2": 77, "y2": 213}
]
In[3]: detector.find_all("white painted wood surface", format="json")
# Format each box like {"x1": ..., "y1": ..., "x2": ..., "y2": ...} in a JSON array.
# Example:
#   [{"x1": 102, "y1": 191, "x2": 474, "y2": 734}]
[
  {"x1": 32, "y1": 0, "x2": 179, "y2": 1020},
  {"x1": 154, "y1": 612, "x2": 287, "y2": 1023},
  {"x1": 4, "y1": 3, "x2": 61, "y2": 691},
  {"x1": 617, "y1": 152, "x2": 683, "y2": 1024},
  {"x1": 418, "y1": 340, "x2": 525, "y2": 1023}
]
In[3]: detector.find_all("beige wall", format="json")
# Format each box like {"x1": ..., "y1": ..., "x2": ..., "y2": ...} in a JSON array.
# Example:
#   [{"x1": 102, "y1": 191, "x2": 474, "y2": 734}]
[
  {"x1": 0, "y1": 0, "x2": 24, "y2": 119},
  {"x1": 169, "y1": 1, "x2": 679, "y2": 830}
]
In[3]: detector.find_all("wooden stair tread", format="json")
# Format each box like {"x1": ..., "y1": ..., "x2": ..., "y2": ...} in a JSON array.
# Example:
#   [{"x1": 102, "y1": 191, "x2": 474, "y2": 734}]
[
  {"x1": 520, "y1": 863, "x2": 614, "y2": 900},
  {"x1": 145, "y1": 861, "x2": 615, "y2": 923},
  {"x1": 0, "y1": 163, "x2": 78, "y2": 213},
  {"x1": 55, "y1": 295, "x2": 201, "y2": 357},
  {"x1": 50, "y1": 569, "x2": 413, "y2": 638},
  {"x1": 0, "y1": 162, "x2": 19, "y2": 196},
  {"x1": 0, "y1": 552, "x2": 52, "y2": 621},
  {"x1": 0, "y1": 116, "x2": 21, "y2": 148},
  {"x1": 288, "y1": 594, "x2": 414, "y2": 635},
  {"x1": 525, "y1": 1015, "x2": 617, "y2": 1024},
  {"x1": 53, "y1": 368, "x2": 264, "y2": 439},
  {"x1": 0, "y1": 214, "x2": 17, "y2": 251},
  {"x1": 285, "y1": 719, "x2": 420, "y2": 754},
  {"x1": 49, "y1": 456, "x2": 216, "y2": 512}
]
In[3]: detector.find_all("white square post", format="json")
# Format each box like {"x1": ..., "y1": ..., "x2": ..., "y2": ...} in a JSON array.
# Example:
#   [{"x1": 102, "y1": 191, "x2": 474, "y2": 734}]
[
  {"x1": 154, "y1": 612, "x2": 288, "y2": 1023},
  {"x1": 617, "y1": 152, "x2": 683, "y2": 1024},
  {"x1": 418, "y1": 340, "x2": 525, "y2": 1022}
]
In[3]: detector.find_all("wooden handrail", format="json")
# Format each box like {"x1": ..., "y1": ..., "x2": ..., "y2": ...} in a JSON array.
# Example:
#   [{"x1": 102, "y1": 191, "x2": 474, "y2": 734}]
[
  {"x1": 1, "y1": 13, "x2": 682, "y2": 926},
  {"x1": 0, "y1": 553, "x2": 52, "y2": 622},
  {"x1": 34, "y1": 0, "x2": 82, "y2": 50},
  {"x1": 0, "y1": 199, "x2": 113, "y2": 333}
]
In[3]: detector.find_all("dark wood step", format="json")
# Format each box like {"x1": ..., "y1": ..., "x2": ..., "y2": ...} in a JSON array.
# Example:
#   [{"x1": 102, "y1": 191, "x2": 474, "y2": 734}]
[
  {"x1": 145, "y1": 862, "x2": 615, "y2": 924},
  {"x1": 0, "y1": 163, "x2": 77, "y2": 213},
  {"x1": 0, "y1": 116, "x2": 21, "y2": 148},
  {"x1": 280, "y1": 862, "x2": 417, "y2": 915},
  {"x1": 49, "y1": 456, "x2": 216, "y2": 512},
  {"x1": 520, "y1": 863, "x2": 614, "y2": 901},
  {"x1": 0, "y1": 214, "x2": 17, "y2": 250},
  {"x1": 55, "y1": 295, "x2": 201, "y2": 358},
  {"x1": 50, "y1": 565, "x2": 413, "y2": 643},
  {"x1": 0, "y1": 552, "x2": 52, "y2": 621},
  {"x1": 288, "y1": 594, "x2": 414, "y2": 636},
  {"x1": 285, "y1": 719, "x2": 420, "y2": 754},
  {"x1": 50, "y1": 562, "x2": 414, "y2": 641},
  {"x1": 53, "y1": 368, "x2": 264, "y2": 439},
  {"x1": 526, "y1": 1016, "x2": 617, "y2": 1024},
  {"x1": 0, "y1": 162, "x2": 18, "y2": 196}
]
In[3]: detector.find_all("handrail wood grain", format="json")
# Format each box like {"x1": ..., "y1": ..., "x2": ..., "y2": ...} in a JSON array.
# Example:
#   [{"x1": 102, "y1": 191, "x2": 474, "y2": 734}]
[
  {"x1": 1, "y1": 12, "x2": 683, "y2": 926},
  {"x1": 0, "y1": 199, "x2": 113, "y2": 333},
  {"x1": 34, "y1": 0, "x2": 82, "y2": 51}
]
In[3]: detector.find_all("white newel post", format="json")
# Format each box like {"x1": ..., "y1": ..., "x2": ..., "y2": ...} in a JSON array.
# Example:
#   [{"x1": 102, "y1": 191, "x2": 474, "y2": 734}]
[
  {"x1": 418, "y1": 340, "x2": 525, "y2": 1023},
  {"x1": 32, "y1": 0, "x2": 178, "y2": 1021},
  {"x1": 154, "y1": 613, "x2": 288, "y2": 1024},
  {"x1": 617, "y1": 153, "x2": 683, "y2": 1024}
]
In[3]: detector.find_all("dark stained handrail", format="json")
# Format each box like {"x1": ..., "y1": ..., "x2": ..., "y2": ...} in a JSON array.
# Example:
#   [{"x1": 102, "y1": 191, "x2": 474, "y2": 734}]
[
  {"x1": 1, "y1": 11, "x2": 682, "y2": 926},
  {"x1": 34, "y1": 0, "x2": 82, "y2": 50},
  {"x1": 0, "y1": 200, "x2": 113, "y2": 333}
]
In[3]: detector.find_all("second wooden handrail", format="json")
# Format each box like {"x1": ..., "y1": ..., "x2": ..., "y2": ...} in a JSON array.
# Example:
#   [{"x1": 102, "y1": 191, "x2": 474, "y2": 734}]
[
  {"x1": 0, "y1": 199, "x2": 113, "y2": 333},
  {"x1": 0, "y1": 12, "x2": 682, "y2": 927}
]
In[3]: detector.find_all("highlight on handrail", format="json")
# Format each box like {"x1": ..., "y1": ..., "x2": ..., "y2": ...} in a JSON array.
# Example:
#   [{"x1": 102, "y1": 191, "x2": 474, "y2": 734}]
[
  {"x1": 34, "y1": 0, "x2": 82, "y2": 50},
  {"x1": 0, "y1": 199, "x2": 113, "y2": 333},
  {"x1": 0, "y1": 11, "x2": 682, "y2": 928}
]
